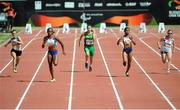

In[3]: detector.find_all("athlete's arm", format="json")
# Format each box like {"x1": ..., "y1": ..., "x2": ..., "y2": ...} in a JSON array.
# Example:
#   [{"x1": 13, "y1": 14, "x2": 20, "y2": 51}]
[
  {"x1": 42, "y1": 37, "x2": 46, "y2": 48},
  {"x1": 172, "y1": 39, "x2": 175, "y2": 53},
  {"x1": 56, "y1": 37, "x2": 66, "y2": 55},
  {"x1": 117, "y1": 36, "x2": 122, "y2": 45},
  {"x1": 79, "y1": 33, "x2": 84, "y2": 46},
  {"x1": 157, "y1": 38, "x2": 163, "y2": 49},
  {"x1": 13, "y1": 11, "x2": 16, "y2": 18},
  {"x1": 17, "y1": 36, "x2": 23, "y2": 44},
  {"x1": 4, "y1": 39, "x2": 11, "y2": 47},
  {"x1": 130, "y1": 36, "x2": 136, "y2": 45}
]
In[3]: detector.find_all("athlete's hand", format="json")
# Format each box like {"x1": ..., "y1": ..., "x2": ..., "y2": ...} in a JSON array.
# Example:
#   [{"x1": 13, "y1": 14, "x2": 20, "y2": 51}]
[
  {"x1": 172, "y1": 50, "x2": 175, "y2": 53},
  {"x1": 42, "y1": 44, "x2": 45, "y2": 48},
  {"x1": 62, "y1": 51, "x2": 66, "y2": 55}
]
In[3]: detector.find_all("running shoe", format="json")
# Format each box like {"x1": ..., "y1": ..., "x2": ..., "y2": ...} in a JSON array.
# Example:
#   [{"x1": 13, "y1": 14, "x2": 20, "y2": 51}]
[
  {"x1": 123, "y1": 62, "x2": 126, "y2": 66},
  {"x1": 89, "y1": 66, "x2": 92, "y2": 72},
  {"x1": 13, "y1": 67, "x2": 17, "y2": 73},
  {"x1": 167, "y1": 69, "x2": 170, "y2": 73},
  {"x1": 50, "y1": 78, "x2": 56, "y2": 82},
  {"x1": 125, "y1": 72, "x2": 129, "y2": 77},
  {"x1": 85, "y1": 62, "x2": 88, "y2": 69}
]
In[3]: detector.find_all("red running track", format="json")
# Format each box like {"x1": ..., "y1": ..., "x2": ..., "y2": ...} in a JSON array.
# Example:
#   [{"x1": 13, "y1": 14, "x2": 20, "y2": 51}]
[{"x1": 0, "y1": 27, "x2": 179, "y2": 109}]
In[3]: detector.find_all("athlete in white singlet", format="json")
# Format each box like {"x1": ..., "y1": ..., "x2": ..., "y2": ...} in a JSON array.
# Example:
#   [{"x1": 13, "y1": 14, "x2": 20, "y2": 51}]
[
  {"x1": 42, "y1": 28, "x2": 66, "y2": 82},
  {"x1": 4, "y1": 30, "x2": 23, "y2": 73},
  {"x1": 158, "y1": 29, "x2": 175, "y2": 73},
  {"x1": 117, "y1": 27, "x2": 136, "y2": 77}
]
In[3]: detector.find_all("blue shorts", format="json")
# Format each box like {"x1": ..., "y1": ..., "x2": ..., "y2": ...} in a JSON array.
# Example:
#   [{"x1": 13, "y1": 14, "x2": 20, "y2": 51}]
[
  {"x1": 48, "y1": 50, "x2": 59, "y2": 56},
  {"x1": 123, "y1": 48, "x2": 132, "y2": 54}
]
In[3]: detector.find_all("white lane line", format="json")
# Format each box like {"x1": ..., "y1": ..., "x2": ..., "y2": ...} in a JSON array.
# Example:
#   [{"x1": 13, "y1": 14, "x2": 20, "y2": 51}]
[
  {"x1": 15, "y1": 29, "x2": 60, "y2": 110},
  {"x1": 132, "y1": 57, "x2": 177, "y2": 110},
  {"x1": 111, "y1": 29, "x2": 177, "y2": 109},
  {"x1": 97, "y1": 37, "x2": 124, "y2": 110},
  {"x1": 68, "y1": 29, "x2": 77, "y2": 110},
  {"x1": 15, "y1": 51, "x2": 47, "y2": 110},
  {"x1": 137, "y1": 33, "x2": 180, "y2": 72},
  {"x1": 0, "y1": 29, "x2": 43, "y2": 75},
  {"x1": 150, "y1": 32, "x2": 180, "y2": 51}
]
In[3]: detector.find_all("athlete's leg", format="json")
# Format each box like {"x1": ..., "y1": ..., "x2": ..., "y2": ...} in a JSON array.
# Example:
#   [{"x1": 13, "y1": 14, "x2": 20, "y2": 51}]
[
  {"x1": 122, "y1": 51, "x2": 127, "y2": 66},
  {"x1": 125, "y1": 53, "x2": 132, "y2": 76},
  {"x1": 167, "y1": 52, "x2": 172, "y2": 72},
  {"x1": 11, "y1": 51, "x2": 17, "y2": 73},
  {"x1": 47, "y1": 54, "x2": 55, "y2": 81},
  {"x1": 53, "y1": 55, "x2": 58, "y2": 66},
  {"x1": 84, "y1": 47, "x2": 90, "y2": 69},
  {"x1": 161, "y1": 53, "x2": 166, "y2": 63},
  {"x1": 89, "y1": 46, "x2": 94, "y2": 71},
  {"x1": 16, "y1": 56, "x2": 21, "y2": 67},
  {"x1": 89, "y1": 56, "x2": 93, "y2": 72}
]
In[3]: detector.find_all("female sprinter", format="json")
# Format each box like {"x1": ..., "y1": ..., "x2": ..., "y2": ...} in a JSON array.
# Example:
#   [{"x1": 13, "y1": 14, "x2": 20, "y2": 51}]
[
  {"x1": 117, "y1": 27, "x2": 136, "y2": 77},
  {"x1": 157, "y1": 29, "x2": 175, "y2": 73},
  {"x1": 79, "y1": 25, "x2": 96, "y2": 72},
  {"x1": 4, "y1": 30, "x2": 23, "y2": 73},
  {"x1": 42, "y1": 28, "x2": 66, "y2": 82}
]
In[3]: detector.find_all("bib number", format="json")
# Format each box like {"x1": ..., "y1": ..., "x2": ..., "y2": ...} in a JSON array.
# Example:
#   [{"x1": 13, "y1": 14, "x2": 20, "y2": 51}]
[{"x1": 85, "y1": 39, "x2": 94, "y2": 45}]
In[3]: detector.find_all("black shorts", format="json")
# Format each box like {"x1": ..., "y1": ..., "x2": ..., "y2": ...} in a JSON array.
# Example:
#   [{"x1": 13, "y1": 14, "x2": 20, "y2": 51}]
[
  {"x1": 161, "y1": 51, "x2": 168, "y2": 54},
  {"x1": 7, "y1": 16, "x2": 14, "y2": 27},
  {"x1": 11, "y1": 49, "x2": 22, "y2": 56}
]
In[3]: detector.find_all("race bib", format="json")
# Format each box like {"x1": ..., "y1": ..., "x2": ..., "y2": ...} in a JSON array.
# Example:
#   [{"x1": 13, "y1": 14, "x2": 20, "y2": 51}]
[{"x1": 85, "y1": 39, "x2": 94, "y2": 45}]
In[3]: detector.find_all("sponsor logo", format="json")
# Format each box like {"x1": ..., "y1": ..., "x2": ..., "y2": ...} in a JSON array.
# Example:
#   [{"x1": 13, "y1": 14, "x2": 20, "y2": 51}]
[
  {"x1": 78, "y1": 3, "x2": 91, "y2": 8},
  {"x1": 106, "y1": 3, "x2": 122, "y2": 7},
  {"x1": 45, "y1": 3, "x2": 61, "y2": 7},
  {"x1": 140, "y1": 2, "x2": 151, "y2": 7},
  {"x1": 64, "y1": 2, "x2": 75, "y2": 8},
  {"x1": 34, "y1": 1, "x2": 42, "y2": 10},
  {"x1": 94, "y1": 3, "x2": 103, "y2": 7},
  {"x1": 125, "y1": 2, "x2": 136, "y2": 7},
  {"x1": 169, "y1": 10, "x2": 180, "y2": 17},
  {"x1": 168, "y1": 0, "x2": 180, "y2": 9}
]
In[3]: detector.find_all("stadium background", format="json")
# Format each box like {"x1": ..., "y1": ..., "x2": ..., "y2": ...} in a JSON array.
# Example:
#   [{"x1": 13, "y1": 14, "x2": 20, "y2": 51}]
[{"x1": 0, "y1": 0, "x2": 180, "y2": 27}]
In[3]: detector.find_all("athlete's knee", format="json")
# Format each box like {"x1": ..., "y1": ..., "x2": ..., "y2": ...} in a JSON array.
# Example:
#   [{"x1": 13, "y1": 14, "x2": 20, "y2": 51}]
[
  {"x1": 162, "y1": 59, "x2": 166, "y2": 63},
  {"x1": 54, "y1": 63, "x2": 58, "y2": 66},
  {"x1": 48, "y1": 63, "x2": 53, "y2": 67},
  {"x1": 128, "y1": 62, "x2": 131, "y2": 67}
]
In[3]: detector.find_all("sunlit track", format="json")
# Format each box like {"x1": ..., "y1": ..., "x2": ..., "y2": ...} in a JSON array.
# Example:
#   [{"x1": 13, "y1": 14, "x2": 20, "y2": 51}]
[
  {"x1": 15, "y1": 29, "x2": 60, "y2": 109},
  {"x1": 110, "y1": 28, "x2": 177, "y2": 110},
  {"x1": 0, "y1": 29, "x2": 43, "y2": 75},
  {"x1": 97, "y1": 37, "x2": 124, "y2": 110},
  {"x1": 15, "y1": 51, "x2": 47, "y2": 110},
  {"x1": 68, "y1": 29, "x2": 77, "y2": 110},
  {"x1": 1, "y1": 27, "x2": 180, "y2": 109}
]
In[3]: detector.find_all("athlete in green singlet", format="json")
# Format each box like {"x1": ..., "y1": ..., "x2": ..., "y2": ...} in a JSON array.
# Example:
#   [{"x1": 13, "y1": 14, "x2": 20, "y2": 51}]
[{"x1": 79, "y1": 25, "x2": 96, "y2": 72}]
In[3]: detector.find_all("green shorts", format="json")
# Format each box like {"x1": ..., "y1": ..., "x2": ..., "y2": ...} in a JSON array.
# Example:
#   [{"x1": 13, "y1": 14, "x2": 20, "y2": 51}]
[{"x1": 84, "y1": 46, "x2": 94, "y2": 56}]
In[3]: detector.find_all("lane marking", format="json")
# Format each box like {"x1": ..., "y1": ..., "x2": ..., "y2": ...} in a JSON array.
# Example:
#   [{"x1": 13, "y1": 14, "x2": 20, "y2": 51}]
[
  {"x1": 97, "y1": 36, "x2": 124, "y2": 110},
  {"x1": 110, "y1": 29, "x2": 177, "y2": 109},
  {"x1": 15, "y1": 51, "x2": 47, "y2": 110},
  {"x1": 68, "y1": 29, "x2": 77, "y2": 110},
  {"x1": 0, "y1": 30, "x2": 43, "y2": 75},
  {"x1": 15, "y1": 29, "x2": 60, "y2": 110}
]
